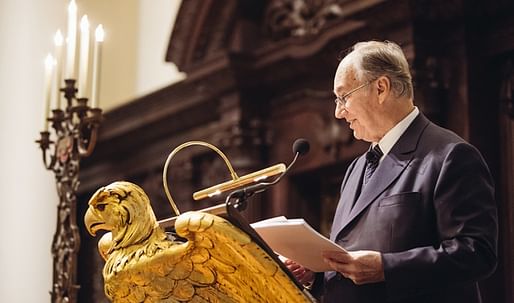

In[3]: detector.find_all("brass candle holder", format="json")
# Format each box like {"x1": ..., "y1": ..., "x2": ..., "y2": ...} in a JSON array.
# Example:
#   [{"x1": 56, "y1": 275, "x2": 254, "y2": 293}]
[{"x1": 36, "y1": 78, "x2": 103, "y2": 303}]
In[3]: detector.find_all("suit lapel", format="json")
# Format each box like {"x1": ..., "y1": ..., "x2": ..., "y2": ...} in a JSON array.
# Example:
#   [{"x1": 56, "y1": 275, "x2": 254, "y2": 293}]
[
  {"x1": 348, "y1": 151, "x2": 411, "y2": 221},
  {"x1": 333, "y1": 113, "x2": 430, "y2": 239},
  {"x1": 330, "y1": 156, "x2": 366, "y2": 241}
]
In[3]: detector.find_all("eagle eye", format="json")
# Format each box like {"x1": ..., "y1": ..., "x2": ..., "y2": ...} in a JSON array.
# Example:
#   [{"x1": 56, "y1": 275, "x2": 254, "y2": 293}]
[{"x1": 96, "y1": 204, "x2": 106, "y2": 211}]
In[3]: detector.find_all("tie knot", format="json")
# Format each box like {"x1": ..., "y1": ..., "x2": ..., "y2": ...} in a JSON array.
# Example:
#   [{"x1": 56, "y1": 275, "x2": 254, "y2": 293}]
[{"x1": 366, "y1": 145, "x2": 383, "y2": 163}]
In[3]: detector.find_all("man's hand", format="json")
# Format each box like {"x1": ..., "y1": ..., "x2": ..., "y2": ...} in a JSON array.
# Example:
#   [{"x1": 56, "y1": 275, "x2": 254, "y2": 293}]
[
  {"x1": 283, "y1": 259, "x2": 315, "y2": 286},
  {"x1": 322, "y1": 250, "x2": 385, "y2": 285}
]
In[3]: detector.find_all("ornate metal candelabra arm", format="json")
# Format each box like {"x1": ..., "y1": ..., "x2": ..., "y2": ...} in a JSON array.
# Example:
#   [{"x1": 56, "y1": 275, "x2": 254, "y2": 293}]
[
  {"x1": 38, "y1": 109, "x2": 68, "y2": 169},
  {"x1": 78, "y1": 106, "x2": 103, "y2": 157},
  {"x1": 36, "y1": 78, "x2": 103, "y2": 303},
  {"x1": 36, "y1": 131, "x2": 56, "y2": 169}
]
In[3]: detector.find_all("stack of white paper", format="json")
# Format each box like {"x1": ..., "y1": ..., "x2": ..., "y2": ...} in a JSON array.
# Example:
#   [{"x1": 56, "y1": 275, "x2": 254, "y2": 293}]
[{"x1": 251, "y1": 216, "x2": 347, "y2": 272}]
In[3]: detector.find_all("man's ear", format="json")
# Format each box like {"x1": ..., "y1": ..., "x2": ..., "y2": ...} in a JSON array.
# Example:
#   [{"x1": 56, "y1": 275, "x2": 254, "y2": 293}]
[{"x1": 376, "y1": 76, "x2": 391, "y2": 104}]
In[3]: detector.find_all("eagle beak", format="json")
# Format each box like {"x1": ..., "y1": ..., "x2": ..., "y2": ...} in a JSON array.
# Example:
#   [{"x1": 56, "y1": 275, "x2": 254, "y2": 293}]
[{"x1": 85, "y1": 206, "x2": 106, "y2": 236}]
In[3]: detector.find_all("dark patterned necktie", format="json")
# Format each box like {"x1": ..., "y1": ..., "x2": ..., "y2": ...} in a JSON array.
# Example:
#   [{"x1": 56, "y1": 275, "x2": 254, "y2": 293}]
[{"x1": 363, "y1": 145, "x2": 383, "y2": 185}]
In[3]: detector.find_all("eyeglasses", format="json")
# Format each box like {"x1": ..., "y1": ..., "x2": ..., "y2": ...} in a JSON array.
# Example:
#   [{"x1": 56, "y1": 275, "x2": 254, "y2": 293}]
[{"x1": 334, "y1": 80, "x2": 374, "y2": 108}]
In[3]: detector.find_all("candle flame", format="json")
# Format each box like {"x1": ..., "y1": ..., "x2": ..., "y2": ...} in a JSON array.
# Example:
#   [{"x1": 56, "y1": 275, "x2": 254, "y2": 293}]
[
  {"x1": 95, "y1": 24, "x2": 105, "y2": 42},
  {"x1": 80, "y1": 15, "x2": 90, "y2": 32},
  {"x1": 45, "y1": 54, "x2": 55, "y2": 69},
  {"x1": 54, "y1": 30, "x2": 64, "y2": 46},
  {"x1": 68, "y1": 0, "x2": 77, "y2": 13}
]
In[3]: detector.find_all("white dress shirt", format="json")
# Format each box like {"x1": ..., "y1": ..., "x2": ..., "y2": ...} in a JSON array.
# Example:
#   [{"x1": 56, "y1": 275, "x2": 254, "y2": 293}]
[{"x1": 375, "y1": 106, "x2": 419, "y2": 162}]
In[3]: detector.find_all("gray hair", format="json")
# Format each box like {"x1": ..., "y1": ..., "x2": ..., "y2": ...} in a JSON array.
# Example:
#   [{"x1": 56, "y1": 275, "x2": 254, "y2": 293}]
[{"x1": 342, "y1": 41, "x2": 413, "y2": 99}]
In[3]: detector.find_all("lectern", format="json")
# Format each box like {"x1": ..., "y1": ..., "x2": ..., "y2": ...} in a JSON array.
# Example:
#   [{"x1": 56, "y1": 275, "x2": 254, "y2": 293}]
[{"x1": 85, "y1": 181, "x2": 316, "y2": 302}]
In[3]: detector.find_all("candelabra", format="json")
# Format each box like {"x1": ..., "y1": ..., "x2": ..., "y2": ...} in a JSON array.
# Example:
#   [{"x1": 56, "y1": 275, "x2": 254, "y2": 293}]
[{"x1": 36, "y1": 79, "x2": 103, "y2": 303}]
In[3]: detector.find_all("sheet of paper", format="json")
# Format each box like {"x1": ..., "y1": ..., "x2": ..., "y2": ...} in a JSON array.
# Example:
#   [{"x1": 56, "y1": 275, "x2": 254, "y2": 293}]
[{"x1": 251, "y1": 217, "x2": 347, "y2": 272}]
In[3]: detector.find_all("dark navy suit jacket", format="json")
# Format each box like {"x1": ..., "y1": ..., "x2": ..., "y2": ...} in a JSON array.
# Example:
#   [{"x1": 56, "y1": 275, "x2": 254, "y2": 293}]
[{"x1": 322, "y1": 113, "x2": 497, "y2": 303}]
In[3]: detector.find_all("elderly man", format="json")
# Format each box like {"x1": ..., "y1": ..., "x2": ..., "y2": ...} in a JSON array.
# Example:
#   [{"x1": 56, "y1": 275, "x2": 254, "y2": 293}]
[{"x1": 286, "y1": 41, "x2": 498, "y2": 303}]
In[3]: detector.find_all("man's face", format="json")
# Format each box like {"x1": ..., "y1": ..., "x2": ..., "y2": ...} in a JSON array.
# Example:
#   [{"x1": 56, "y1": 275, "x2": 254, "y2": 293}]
[{"x1": 333, "y1": 65, "x2": 382, "y2": 143}]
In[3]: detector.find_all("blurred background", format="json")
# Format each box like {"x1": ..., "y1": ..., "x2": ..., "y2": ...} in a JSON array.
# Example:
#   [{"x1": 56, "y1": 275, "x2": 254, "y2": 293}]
[{"x1": 1, "y1": 0, "x2": 513, "y2": 302}]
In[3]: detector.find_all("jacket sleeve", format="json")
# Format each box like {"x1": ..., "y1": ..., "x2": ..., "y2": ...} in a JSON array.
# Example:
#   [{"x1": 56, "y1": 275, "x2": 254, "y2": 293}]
[{"x1": 381, "y1": 142, "x2": 498, "y2": 299}]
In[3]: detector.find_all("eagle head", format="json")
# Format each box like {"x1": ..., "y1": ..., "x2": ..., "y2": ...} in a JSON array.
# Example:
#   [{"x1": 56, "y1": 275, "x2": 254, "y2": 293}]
[{"x1": 85, "y1": 181, "x2": 159, "y2": 250}]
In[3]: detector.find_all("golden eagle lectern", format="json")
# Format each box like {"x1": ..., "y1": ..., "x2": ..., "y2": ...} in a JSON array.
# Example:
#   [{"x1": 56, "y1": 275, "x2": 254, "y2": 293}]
[{"x1": 85, "y1": 181, "x2": 314, "y2": 302}]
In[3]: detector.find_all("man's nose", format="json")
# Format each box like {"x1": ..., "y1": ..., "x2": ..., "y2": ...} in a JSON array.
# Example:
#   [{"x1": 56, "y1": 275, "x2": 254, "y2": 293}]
[{"x1": 335, "y1": 104, "x2": 346, "y2": 119}]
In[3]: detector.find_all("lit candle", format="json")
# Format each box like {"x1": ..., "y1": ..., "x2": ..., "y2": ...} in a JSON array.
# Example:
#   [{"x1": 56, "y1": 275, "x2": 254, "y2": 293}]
[
  {"x1": 78, "y1": 15, "x2": 90, "y2": 97},
  {"x1": 91, "y1": 24, "x2": 104, "y2": 108},
  {"x1": 65, "y1": 0, "x2": 77, "y2": 79},
  {"x1": 43, "y1": 54, "x2": 55, "y2": 131},
  {"x1": 53, "y1": 29, "x2": 64, "y2": 108}
]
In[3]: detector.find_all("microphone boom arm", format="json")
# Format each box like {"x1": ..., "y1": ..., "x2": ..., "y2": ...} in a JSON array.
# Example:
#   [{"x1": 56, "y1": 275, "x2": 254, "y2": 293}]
[
  {"x1": 224, "y1": 147, "x2": 304, "y2": 210},
  {"x1": 159, "y1": 139, "x2": 309, "y2": 228}
]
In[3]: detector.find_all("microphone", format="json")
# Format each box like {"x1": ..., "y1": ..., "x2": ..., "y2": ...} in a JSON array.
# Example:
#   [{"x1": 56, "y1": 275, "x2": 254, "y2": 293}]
[
  {"x1": 292, "y1": 138, "x2": 310, "y2": 156},
  {"x1": 228, "y1": 138, "x2": 310, "y2": 198}
]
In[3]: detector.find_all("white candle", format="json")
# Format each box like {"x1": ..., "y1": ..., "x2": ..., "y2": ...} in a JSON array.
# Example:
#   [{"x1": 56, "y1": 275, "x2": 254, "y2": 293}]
[
  {"x1": 78, "y1": 15, "x2": 90, "y2": 97},
  {"x1": 91, "y1": 24, "x2": 104, "y2": 108},
  {"x1": 65, "y1": 0, "x2": 77, "y2": 79},
  {"x1": 43, "y1": 54, "x2": 55, "y2": 131},
  {"x1": 53, "y1": 29, "x2": 64, "y2": 108}
]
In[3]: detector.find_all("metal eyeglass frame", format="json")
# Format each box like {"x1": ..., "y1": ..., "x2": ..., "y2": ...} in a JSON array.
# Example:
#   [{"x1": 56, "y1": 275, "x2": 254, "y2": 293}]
[{"x1": 334, "y1": 79, "x2": 375, "y2": 107}]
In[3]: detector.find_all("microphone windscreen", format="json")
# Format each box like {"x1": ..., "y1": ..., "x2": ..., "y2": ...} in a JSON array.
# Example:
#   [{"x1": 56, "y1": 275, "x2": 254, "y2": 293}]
[{"x1": 292, "y1": 138, "x2": 310, "y2": 156}]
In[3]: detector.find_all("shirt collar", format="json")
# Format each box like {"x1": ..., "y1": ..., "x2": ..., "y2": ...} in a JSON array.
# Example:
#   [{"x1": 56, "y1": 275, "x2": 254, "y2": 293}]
[{"x1": 374, "y1": 106, "x2": 419, "y2": 162}]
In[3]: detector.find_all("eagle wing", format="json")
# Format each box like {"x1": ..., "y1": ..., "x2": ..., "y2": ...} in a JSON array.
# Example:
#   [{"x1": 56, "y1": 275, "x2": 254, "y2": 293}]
[
  {"x1": 173, "y1": 211, "x2": 312, "y2": 303},
  {"x1": 104, "y1": 211, "x2": 313, "y2": 303}
]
